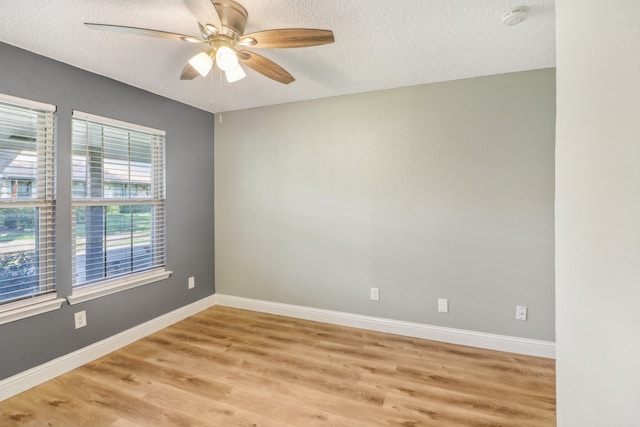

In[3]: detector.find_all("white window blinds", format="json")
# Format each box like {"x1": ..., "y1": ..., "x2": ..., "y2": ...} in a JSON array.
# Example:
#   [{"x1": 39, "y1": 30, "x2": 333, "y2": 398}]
[
  {"x1": 0, "y1": 94, "x2": 56, "y2": 304},
  {"x1": 71, "y1": 111, "x2": 166, "y2": 288}
]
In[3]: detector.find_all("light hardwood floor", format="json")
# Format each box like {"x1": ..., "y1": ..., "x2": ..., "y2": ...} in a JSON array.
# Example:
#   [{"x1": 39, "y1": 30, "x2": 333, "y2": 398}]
[{"x1": 0, "y1": 306, "x2": 556, "y2": 426}]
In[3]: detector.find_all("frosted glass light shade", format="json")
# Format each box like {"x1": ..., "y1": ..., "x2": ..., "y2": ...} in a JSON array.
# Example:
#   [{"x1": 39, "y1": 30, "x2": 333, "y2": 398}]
[
  {"x1": 215, "y1": 46, "x2": 239, "y2": 71},
  {"x1": 188, "y1": 52, "x2": 213, "y2": 77},
  {"x1": 225, "y1": 64, "x2": 246, "y2": 83}
]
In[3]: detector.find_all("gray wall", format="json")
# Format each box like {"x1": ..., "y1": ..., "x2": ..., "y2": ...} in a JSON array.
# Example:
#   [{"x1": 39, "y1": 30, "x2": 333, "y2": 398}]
[
  {"x1": 0, "y1": 42, "x2": 215, "y2": 380},
  {"x1": 556, "y1": 0, "x2": 640, "y2": 423},
  {"x1": 215, "y1": 69, "x2": 555, "y2": 341}
]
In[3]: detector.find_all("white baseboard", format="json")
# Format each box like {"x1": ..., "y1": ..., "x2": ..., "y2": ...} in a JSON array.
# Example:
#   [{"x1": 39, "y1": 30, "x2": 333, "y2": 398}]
[
  {"x1": 0, "y1": 295, "x2": 217, "y2": 402},
  {"x1": 213, "y1": 294, "x2": 556, "y2": 359},
  {"x1": 0, "y1": 293, "x2": 555, "y2": 402}
]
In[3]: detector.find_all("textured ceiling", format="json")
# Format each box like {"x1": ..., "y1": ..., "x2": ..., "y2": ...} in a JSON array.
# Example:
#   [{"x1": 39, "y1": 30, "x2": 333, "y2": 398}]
[{"x1": 0, "y1": 0, "x2": 555, "y2": 113}]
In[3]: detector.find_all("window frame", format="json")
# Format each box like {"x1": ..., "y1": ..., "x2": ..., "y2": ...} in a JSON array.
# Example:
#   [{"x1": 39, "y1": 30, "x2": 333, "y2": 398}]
[
  {"x1": 68, "y1": 111, "x2": 170, "y2": 305},
  {"x1": 0, "y1": 93, "x2": 63, "y2": 325}
]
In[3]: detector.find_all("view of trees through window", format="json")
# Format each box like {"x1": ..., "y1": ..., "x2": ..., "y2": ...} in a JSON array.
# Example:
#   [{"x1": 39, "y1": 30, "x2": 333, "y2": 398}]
[{"x1": 0, "y1": 207, "x2": 38, "y2": 301}]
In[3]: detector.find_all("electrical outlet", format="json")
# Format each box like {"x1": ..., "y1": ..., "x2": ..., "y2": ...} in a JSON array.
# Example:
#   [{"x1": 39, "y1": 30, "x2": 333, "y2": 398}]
[
  {"x1": 188, "y1": 276, "x2": 195, "y2": 289},
  {"x1": 438, "y1": 298, "x2": 449, "y2": 313},
  {"x1": 370, "y1": 287, "x2": 379, "y2": 301},
  {"x1": 516, "y1": 305, "x2": 527, "y2": 321},
  {"x1": 74, "y1": 310, "x2": 87, "y2": 329}
]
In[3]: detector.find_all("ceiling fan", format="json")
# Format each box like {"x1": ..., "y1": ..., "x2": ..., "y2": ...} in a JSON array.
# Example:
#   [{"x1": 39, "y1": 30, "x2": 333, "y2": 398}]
[{"x1": 85, "y1": 0, "x2": 335, "y2": 84}]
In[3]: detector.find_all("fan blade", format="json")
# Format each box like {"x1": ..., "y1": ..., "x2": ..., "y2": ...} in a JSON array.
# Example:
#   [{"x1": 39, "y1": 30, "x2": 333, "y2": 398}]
[
  {"x1": 180, "y1": 62, "x2": 201, "y2": 80},
  {"x1": 183, "y1": 0, "x2": 222, "y2": 30},
  {"x1": 239, "y1": 29, "x2": 335, "y2": 48},
  {"x1": 84, "y1": 23, "x2": 202, "y2": 43},
  {"x1": 237, "y1": 50, "x2": 295, "y2": 84}
]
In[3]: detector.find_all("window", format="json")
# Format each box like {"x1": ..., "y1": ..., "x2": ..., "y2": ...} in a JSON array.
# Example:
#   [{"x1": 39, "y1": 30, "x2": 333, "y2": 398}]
[
  {"x1": 69, "y1": 111, "x2": 169, "y2": 304},
  {"x1": 0, "y1": 93, "x2": 61, "y2": 323}
]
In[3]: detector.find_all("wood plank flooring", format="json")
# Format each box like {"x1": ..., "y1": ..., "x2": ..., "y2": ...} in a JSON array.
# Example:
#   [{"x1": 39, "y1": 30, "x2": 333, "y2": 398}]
[{"x1": 0, "y1": 306, "x2": 556, "y2": 426}]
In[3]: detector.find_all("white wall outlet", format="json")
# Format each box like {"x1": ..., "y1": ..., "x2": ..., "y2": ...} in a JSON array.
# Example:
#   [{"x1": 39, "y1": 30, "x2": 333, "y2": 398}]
[
  {"x1": 370, "y1": 287, "x2": 379, "y2": 301},
  {"x1": 438, "y1": 298, "x2": 449, "y2": 313},
  {"x1": 188, "y1": 276, "x2": 195, "y2": 289},
  {"x1": 516, "y1": 305, "x2": 527, "y2": 321},
  {"x1": 74, "y1": 310, "x2": 87, "y2": 329}
]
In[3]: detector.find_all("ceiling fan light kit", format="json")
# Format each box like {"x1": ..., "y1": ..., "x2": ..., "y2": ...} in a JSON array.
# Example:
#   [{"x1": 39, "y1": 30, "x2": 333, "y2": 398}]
[{"x1": 85, "y1": 0, "x2": 335, "y2": 85}]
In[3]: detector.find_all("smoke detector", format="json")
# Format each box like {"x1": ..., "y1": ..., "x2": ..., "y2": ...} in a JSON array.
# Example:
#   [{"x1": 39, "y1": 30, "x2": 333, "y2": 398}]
[{"x1": 502, "y1": 6, "x2": 530, "y2": 26}]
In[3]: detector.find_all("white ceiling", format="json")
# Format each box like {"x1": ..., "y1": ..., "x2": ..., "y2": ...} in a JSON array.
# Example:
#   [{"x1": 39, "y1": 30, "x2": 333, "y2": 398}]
[{"x1": 0, "y1": 0, "x2": 555, "y2": 113}]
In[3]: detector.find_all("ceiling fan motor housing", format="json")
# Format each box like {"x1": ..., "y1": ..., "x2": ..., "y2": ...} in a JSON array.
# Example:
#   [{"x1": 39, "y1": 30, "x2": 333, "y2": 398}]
[{"x1": 213, "y1": 0, "x2": 248, "y2": 39}]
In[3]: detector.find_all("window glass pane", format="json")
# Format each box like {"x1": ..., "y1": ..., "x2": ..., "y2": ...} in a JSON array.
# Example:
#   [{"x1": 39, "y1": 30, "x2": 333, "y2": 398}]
[
  {"x1": 72, "y1": 180, "x2": 86, "y2": 197},
  {"x1": 72, "y1": 155, "x2": 87, "y2": 198},
  {"x1": 72, "y1": 120, "x2": 153, "y2": 200},
  {"x1": 73, "y1": 205, "x2": 157, "y2": 285},
  {"x1": 0, "y1": 207, "x2": 39, "y2": 302},
  {"x1": 0, "y1": 114, "x2": 38, "y2": 200}
]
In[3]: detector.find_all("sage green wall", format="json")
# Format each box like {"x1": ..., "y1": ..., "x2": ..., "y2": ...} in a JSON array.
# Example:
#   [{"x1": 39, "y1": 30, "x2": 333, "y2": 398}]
[{"x1": 215, "y1": 69, "x2": 555, "y2": 341}]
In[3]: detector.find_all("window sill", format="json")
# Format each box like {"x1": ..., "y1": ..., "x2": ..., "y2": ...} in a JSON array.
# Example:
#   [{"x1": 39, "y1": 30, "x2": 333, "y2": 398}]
[
  {"x1": 67, "y1": 269, "x2": 172, "y2": 305},
  {"x1": 0, "y1": 294, "x2": 65, "y2": 326}
]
